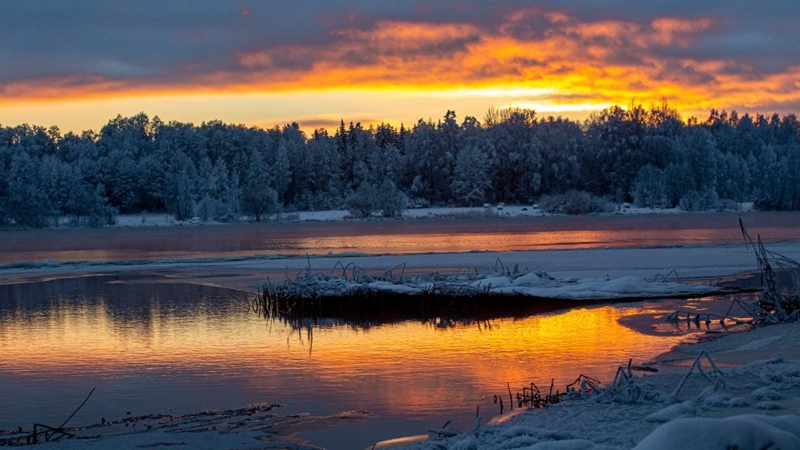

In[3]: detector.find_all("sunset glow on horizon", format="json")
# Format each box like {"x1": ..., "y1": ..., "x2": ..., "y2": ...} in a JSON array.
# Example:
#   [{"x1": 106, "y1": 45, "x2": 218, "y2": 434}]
[{"x1": 1, "y1": 1, "x2": 799, "y2": 132}]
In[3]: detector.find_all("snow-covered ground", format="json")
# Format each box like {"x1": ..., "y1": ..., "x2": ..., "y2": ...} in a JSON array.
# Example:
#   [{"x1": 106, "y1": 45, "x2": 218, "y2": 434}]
[
  {"x1": 270, "y1": 269, "x2": 730, "y2": 302},
  {"x1": 109, "y1": 202, "x2": 755, "y2": 228},
  {"x1": 388, "y1": 321, "x2": 800, "y2": 450}
]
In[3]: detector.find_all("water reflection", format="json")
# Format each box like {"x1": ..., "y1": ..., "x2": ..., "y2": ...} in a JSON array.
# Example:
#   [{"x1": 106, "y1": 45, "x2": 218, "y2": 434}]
[{"x1": 0, "y1": 277, "x2": 739, "y2": 448}]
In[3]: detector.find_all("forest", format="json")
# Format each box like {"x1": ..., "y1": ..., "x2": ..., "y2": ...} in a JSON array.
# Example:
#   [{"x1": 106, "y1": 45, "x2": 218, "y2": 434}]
[{"x1": 1, "y1": 104, "x2": 799, "y2": 227}]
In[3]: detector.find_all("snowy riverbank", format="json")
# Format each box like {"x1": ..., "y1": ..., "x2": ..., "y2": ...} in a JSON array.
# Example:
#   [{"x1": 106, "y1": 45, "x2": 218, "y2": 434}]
[
  {"x1": 389, "y1": 321, "x2": 800, "y2": 449},
  {"x1": 111, "y1": 203, "x2": 755, "y2": 228}
]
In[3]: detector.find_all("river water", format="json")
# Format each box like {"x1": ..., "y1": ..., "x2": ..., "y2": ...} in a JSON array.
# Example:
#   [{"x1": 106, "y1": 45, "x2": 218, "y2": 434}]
[
  {"x1": 2, "y1": 212, "x2": 799, "y2": 264},
  {"x1": 0, "y1": 277, "x2": 751, "y2": 449}
]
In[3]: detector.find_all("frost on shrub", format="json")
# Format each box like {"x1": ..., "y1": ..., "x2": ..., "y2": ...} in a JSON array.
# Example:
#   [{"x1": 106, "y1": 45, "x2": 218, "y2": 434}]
[
  {"x1": 345, "y1": 183, "x2": 378, "y2": 218},
  {"x1": 539, "y1": 190, "x2": 611, "y2": 215},
  {"x1": 678, "y1": 188, "x2": 719, "y2": 211},
  {"x1": 377, "y1": 180, "x2": 407, "y2": 218},
  {"x1": 715, "y1": 198, "x2": 741, "y2": 212},
  {"x1": 241, "y1": 185, "x2": 278, "y2": 222}
]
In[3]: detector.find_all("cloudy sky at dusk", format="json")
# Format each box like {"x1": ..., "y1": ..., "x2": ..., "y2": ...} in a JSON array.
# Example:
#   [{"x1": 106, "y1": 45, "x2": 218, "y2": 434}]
[{"x1": 1, "y1": 0, "x2": 798, "y2": 131}]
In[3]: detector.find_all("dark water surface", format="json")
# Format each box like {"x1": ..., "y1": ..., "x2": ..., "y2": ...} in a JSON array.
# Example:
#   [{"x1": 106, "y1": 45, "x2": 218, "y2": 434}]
[
  {"x1": 0, "y1": 277, "x2": 749, "y2": 449},
  {"x1": 2, "y1": 212, "x2": 799, "y2": 264}
]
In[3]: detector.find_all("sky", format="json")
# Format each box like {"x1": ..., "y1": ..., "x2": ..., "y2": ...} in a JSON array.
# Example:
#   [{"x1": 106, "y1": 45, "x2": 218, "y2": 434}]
[{"x1": 1, "y1": 0, "x2": 798, "y2": 132}]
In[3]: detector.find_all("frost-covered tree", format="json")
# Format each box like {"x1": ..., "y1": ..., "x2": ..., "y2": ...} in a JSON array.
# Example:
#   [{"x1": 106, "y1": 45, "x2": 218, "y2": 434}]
[
  {"x1": 67, "y1": 183, "x2": 116, "y2": 226},
  {"x1": 3, "y1": 106, "x2": 800, "y2": 226},
  {"x1": 273, "y1": 143, "x2": 291, "y2": 203},
  {"x1": 6, "y1": 153, "x2": 52, "y2": 227},
  {"x1": 170, "y1": 170, "x2": 195, "y2": 221},
  {"x1": 451, "y1": 144, "x2": 491, "y2": 206},
  {"x1": 632, "y1": 165, "x2": 666, "y2": 208}
]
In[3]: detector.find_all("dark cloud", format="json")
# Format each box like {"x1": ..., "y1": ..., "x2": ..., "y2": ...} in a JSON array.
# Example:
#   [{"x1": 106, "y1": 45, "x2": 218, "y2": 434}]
[
  {"x1": 1, "y1": 0, "x2": 798, "y2": 108},
  {"x1": 655, "y1": 61, "x2": 717, "y2": 85}
]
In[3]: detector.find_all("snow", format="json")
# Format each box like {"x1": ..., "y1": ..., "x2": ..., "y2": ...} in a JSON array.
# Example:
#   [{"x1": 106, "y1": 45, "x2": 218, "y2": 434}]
[
  {"x1": 633, "y1": 415, "x2": 800, "y2": 450},
  {"x1": 734, "y1": 333, "x2": 787, "y2": 352},
  {"x1": 268, "y1": 269, "x2": 726, "y2": 302},
  {"x1": 490, "y1": 274, "x2": 722, "y2": 299},
  {"x1": 645, "y1": 401, "x2": 695, "y2": 423},
  {"x1": 367, "y1": 280, "x2": 420, "y2": 294},
  {"x1": 757, "y1": 401, "x2": 784, "y2": 410},
  {"x1": 752, "y1": 387, "x2": 783, "y2": 401},
  {"x1": 512, "y1": 273, "x2": 544, "y2": 285}
]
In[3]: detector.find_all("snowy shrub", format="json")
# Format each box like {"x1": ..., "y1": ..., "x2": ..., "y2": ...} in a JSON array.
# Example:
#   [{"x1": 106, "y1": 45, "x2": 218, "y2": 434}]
[
  {"x1": 714, "y1": 198, "x2": 741, "y2": 212},
  {"x1": 678, "y1": 188, "x2": 719, "y2": 211},
  {"x1": 345, "y1": 183, "x2": 378, "y2": 218},
  {"x1": 376, "y1": 180, "x2": 407, "y2": 218},
  {"x1": 81, "y1": 197, "x2": 117, "y2": 227},
  {"x1": 408, "y1": 197, "x2": 429, "y2": 209},
  {"x1": 242, "y1": 185, "x2": 278, "y2": 222},
  {"x1": 213, "y1": 203, "x2": 240, "y2": 223},
  {"x1": 539, "y1": 190, "x2": 612, "y2": 215},
  {"x1": 195, "y1": 195, "x2": 220, "y2": 222}
]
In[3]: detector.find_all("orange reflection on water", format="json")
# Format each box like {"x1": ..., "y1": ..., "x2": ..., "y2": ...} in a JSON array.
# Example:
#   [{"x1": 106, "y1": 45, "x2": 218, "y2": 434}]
[
  {"x1": 0, "y1": 280, "x2": 689, "y2": 424},
  {"x1": 290, "y1": 228, "x2": 726, "y2": 254}
]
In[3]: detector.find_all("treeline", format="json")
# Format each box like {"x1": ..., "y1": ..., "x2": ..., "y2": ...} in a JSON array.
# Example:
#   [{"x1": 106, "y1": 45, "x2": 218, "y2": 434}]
[{"x1": 1, "y1": 105, "x2": 799, "y2": 227}]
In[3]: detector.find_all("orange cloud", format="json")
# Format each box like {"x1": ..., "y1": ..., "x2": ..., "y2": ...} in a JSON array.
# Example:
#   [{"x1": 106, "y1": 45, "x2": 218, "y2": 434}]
[{"x1": 1, "y1": 7, "x2": 798, "y2": 122}]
